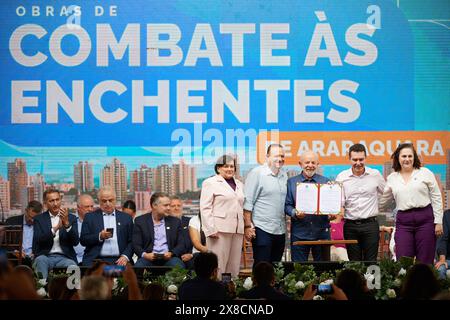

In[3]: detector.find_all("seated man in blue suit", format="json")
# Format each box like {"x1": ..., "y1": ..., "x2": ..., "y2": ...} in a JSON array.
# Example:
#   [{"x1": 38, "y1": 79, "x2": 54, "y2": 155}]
[
  {"x1": 284, "y1": 150, "x2": 336, "y2": 262},
  {"x1": 80, "y1": 186, "x2": 133, "y2": 266},
  {"x1": 133, "y1": 192, "x2": 185, "y2": 268},
  {"x1": 32, "y1": 189, "x2": 79, "y2": 280}
]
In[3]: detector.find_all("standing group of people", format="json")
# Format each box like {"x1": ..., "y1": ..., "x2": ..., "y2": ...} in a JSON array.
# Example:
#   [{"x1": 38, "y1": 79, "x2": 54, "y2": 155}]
[{"x1": 199, "y1": 142, "x2": 445, "y2": 280}]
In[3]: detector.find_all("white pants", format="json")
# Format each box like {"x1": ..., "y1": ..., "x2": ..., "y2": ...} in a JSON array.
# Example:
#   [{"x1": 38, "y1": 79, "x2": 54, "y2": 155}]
[{"x1": 206, "y1": 232, "x2": 244, "y2": 278}]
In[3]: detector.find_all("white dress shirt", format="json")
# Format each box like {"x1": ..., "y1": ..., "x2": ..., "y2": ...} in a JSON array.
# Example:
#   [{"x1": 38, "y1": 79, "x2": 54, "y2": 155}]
[
  {"x1": 49, "y1": 213, "x2": 72, "y2": 254},
  {"x1": 379, "y1": 167, "x2": 443, "y2": 224},
  {"x1": 336, "y1": 166, "x2": 386, "y2": 220},
  {"x1": 100, "y1": 211, "x2": 121, "y2": 257}
]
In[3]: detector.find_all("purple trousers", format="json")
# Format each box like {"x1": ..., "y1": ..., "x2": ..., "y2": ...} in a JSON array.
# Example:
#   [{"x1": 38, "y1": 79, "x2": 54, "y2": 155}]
[{"x1": 395, "y1": 204, "x2": 436, "y2": 265}]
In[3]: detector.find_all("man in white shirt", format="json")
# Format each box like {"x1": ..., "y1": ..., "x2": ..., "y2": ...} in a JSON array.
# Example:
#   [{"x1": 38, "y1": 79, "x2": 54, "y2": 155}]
[
  {"x1": 336, "y1": 144, "x2": 386, "y2": 261},
  {"x1": 73, "y1": 194, "x2": 95, "y2": 265},
  {"x1": 32, "y1": 189, "x2": 79, "y2": 280}
]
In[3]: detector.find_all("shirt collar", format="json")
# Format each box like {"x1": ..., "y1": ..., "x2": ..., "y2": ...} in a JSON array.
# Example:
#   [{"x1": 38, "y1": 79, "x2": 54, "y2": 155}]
[
  {"x1": 299, "y1": 172, "x2": 317, "y2": 182},
  {"x1": 262, "y1": 164, "x2": 285, "y2": 177},
  {"x1": 103, "y1": 210, "x2": 116, "y2": 216}
]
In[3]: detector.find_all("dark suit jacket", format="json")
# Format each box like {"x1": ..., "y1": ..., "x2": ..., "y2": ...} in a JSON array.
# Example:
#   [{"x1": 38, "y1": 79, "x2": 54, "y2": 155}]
[
  {"x1": 5, "y1": 215, "x2": 24, "y2": 226},
  {"x1": 133, "y1": 213, "x2": 185, "y2": 258},
  {"x1": 32, "y1": 211, "x2": 79, "y2": 261},
  {"x1": 80, "y1": 209, "x2": 134, "y2": 266},
  {"x1": 284, "y1": 173, "x2": 331, "y2": 240},
  {"x1": 181, "y1": 216, "x2": 193, "y2": 254},
  {"x1": 178, "y1": 277, "x2": 227, "y2": 300},
  {"x1": 437, "y1": 209, "x2": 450, "y2": 259}
]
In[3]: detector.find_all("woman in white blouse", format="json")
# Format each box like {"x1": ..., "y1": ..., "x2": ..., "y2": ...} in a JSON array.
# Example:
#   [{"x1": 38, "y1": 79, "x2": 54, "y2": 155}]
[{"x1": 380, "y1": 143, "x2": 443, "y2": 265}]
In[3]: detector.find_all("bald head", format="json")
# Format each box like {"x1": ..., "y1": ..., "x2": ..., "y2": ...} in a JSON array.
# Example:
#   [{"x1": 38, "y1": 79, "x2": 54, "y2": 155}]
[
  {"x1": 77, "y1": 194, "x2": 95, "y2": 220},
  {"x1": 98, "y1": 186, "x2": 116, "y2": 214},
  {"x1": 299, "y1": 150, "x2": 319, "y2": 179}
]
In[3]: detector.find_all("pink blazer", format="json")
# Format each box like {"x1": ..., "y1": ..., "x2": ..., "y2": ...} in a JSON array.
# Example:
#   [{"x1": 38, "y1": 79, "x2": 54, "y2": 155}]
[{"x1": 200, "y1": 175, "x2": 245, "y2": 237}]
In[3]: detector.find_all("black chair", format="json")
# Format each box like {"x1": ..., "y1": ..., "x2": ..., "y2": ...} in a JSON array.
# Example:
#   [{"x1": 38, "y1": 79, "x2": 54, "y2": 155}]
[{"x1": 0, "y1": 225, "x2": 23, "y2": 265}]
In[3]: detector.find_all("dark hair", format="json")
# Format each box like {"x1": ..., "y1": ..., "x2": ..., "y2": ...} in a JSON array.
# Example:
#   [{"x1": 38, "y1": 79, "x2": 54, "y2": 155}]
[
  {"x1": 150, "y1": 192, "x2": 170, "y2": 207},
  {"x1": 214, "y1": 155, "x2": 236, "y2": 175},
  {"x1": 266, "y1": 143, "x2": 284, "y2": 156},
  {"x1": 335, "y1": 269, "x2": 369, "y2": 300},
  {"x1": 26, "y1": 200, "x2": 43, "y2": 214},
  {"x1": 122, "y1": 200, "x2": 136, "y2": 212},
  {"x1": 197, "y1": 212, "x2": 207, "y2": 246},
  {"x1": 43, "y1": 189, "x2": 60, "y2": 202},
  {"x1": 348, "y1": 143, "x2": 367, "y2": 158},
  {"x1": 194, "y1": 252, "x2": 218, "y2": 278},
  {"x1": 253, "y1": 262, "x2": 275, "y2": 286},
  {"x1": 401, "y1": 264, "x2": 440, "y2": 300},
  {"x1": 48, "y1": 275, "x2": 78, "y2": 300},
  {"x1": 143, "y1": 283, "x2": 165, "y2": 300},
  {"x1": 391, "y1": 143, "x2": 421, "y2": 172}
]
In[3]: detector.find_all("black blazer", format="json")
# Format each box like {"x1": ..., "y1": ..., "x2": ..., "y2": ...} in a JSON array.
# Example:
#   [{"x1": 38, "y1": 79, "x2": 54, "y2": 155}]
[
  {"x1": 133, "y1": 213, "x2": 185, "y2": 258},
  {"x1": 80, "y1": 209, "x2": 134, "y2": 266},
  {"x1": 5, "y1": 214, "x2": 24, "y2": 226},
  {"x1": 437, "y1": 209, "x2": 450, "y2": 259},
  {"x1": 32, "y1": 211, "x2": 79, "y2": 261},
  {"x1": 181, "y1": 216, "x2": 193, "y2": 254}
]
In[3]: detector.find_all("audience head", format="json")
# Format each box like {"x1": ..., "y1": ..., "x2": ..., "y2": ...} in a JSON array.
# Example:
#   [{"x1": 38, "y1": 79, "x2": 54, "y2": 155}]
[
  {"x1": 143, "y1": 283, "x2": 165, "y2": 300},
  {"x1": 98, "y1": 186, "x2": 117, "y2": 214},
  {"x1": 335, "y1": 269, "x2": 369, "y2": 300},
  {"x1": 150, "y1": 192, "x2": 171, "y2": 219},
  {"x1": 48, "y1": 275, "x2": 78, "y2": 300},
  {"x1": 400, "y1": 264, "x2": 440, "y2": 300},
  {"x1": 194, "y1": 252, "x2": 219, "y2": 279},
  {"x1": 252, "y1": 262, "x2": 275, "y2": 287},
  {"x1": 77, "y1": 194, "x2": 95, "y2": 221},
  {"x1": 43, "y1": 189, "x2": 62, "y2": 215},
  {"x1": 122, "y1": 200, "x2": 137, "y2": 219},
  {"x1": 24, "y1": 200, "x2": 43, "y2": 225},
  {"x1": 169, "y1": 196, "x2": 183, "y2": 218},
  {"x1": 79, "y1": 275, "x2": 111, "y2": 300}
]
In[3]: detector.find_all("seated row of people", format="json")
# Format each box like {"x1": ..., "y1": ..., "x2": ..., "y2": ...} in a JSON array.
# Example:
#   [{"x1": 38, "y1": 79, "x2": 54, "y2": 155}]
[{"x1": 5, "y1": 187, "x2": 203, "y2": 280}]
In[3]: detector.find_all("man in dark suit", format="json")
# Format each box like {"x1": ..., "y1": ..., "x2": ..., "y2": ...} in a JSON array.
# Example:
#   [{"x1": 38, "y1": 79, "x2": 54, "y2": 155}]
[
  {"x1": 133, "y1": 193, "x2": 185, "y2": 268},
  {"x1": 6, "y1": 200, "x2": 42, "y2": 264},
  {"x1": 170, "y1": 196, "x2": 194, "y2": 268},
  {"x1": 436, "y1": 209, "x2": 450, "y2": 279},
  {"x1": 284, "y1": 150, "x2": 336, "y2": 262},
  {"x1": 178, "y1": 251, "x2": 227, "y2": 300},
  {"x1": 80, "y1": 186, "x2": 133, "y2": 266},
  {"x1": 32, "y1": 189, "x2": 79, "y2": 280}
]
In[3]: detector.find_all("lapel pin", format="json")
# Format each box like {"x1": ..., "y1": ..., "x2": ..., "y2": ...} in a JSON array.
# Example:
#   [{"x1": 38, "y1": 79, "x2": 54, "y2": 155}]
[{"x1": 166, "y1": 226, "x2": 170, "y2": 230}]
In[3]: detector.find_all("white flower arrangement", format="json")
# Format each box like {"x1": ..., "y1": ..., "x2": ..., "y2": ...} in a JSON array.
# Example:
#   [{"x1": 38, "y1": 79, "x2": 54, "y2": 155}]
[
  {"x1": 386, "y1": 289, "x2": 396, "y2": 299},
  {"x1": 167, "y1": 284, "x2": 178, "y2": 294},
  {"x1": 321, "y1": 279, "x2": 333, "y2": 285},
  {"x1": 295, "y1": 281, "x2": 305, "y2": 289},
  {"x1": 243, "y1": 277, "x2": 253, "y2": 290},
  {"x1": 37, "y1": 287, "x2": 47, "y2": 297},
  {"x1": 398, "y1": 268, "x2": 407, "y2": 276},
  {"x1": 313, "y1": 295, "x2": 324, "y2": 300},
  {"x1": 393, "y1": 278, "x2": 402, "y2": 287}
]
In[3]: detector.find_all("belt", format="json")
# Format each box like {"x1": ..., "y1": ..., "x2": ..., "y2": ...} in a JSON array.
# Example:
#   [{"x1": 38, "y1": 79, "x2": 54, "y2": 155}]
[{"x1": 346, "y1": 217, "x2": 377, "y2": 224}]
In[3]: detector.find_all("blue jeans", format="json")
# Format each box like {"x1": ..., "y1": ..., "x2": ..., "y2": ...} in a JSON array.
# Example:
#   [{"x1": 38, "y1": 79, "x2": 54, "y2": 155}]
[
  {"x1": 437, "y1": 260, "x2": 450, "y2": 280},
  {"x1": 134, "y1": 256, "x2": 185, "y2": 268},
  {"x1": 33, "y1": 253, "x2": 78, "y2": 279}
]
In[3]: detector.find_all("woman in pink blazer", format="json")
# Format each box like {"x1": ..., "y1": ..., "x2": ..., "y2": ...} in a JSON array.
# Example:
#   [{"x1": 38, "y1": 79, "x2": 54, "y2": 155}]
[{"x1": 200, "y1": 155, "x2": 245, "y2": 278}]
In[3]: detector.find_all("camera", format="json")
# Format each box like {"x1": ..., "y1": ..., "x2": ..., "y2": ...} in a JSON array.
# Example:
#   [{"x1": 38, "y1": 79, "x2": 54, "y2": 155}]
[
  {"x1": 314, "y1": 283, "x2": 334, "y2": 294},
  {"x1": 106, "y1": 228, "x2": 114, "y2": 236},
  {"x1": 221, "y1": 273, "x2": 232, "y2": 284},
  {"x1": 154, "y1": 253, "x2": 165, "y2": 260},
  {"x1": 103, "y1": 265, "x2": 125, "y2": 277}
]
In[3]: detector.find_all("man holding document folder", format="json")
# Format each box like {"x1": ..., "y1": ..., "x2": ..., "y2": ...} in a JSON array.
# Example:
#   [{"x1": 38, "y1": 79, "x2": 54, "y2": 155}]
[{"x1": 285, "y1": 151, "x2": 338, "y2": 262}]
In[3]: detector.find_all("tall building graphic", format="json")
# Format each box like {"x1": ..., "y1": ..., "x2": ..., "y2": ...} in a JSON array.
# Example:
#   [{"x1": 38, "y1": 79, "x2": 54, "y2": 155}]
[
  {"x1": 173, "y1": 160, "x2": 197, "y2": 194},
  {"x1": 30, "y1": 173, "x2": 45, "y2": 202},
  {"x1": 20, "y1": 186, "x2": 35, "y2": 212},
  {"x1": 383, "y1": 161, "x2": 394, "y2": 180},
  {"x1": 73, "y1": 161, "x2": 94, "y2": 193},
  {"x1": 155, "y1": 164, "x2": 174, "y2": 195},
  {"x1": 129, "y1": 165, "x2": 153, "y2": 193},
  {"x1": 101, "y1": 158, "x2": 127, "y2": 203},
  {"x1": 7, "y1": 159, "x2": 28, "y2": 208},
  {"x1": 0, "y1": 176, "x2": 11, "y2": 217},
  {"x1": 135, "y1": 191, "x2": 151, "y2": 212}
]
